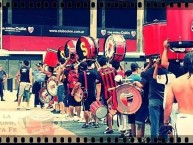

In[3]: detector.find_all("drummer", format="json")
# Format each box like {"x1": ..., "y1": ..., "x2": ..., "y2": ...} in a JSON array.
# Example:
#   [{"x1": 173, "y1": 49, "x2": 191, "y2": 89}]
[
  {"x1": 96, "y1": 56, "x2": 117, "y2": 134},
  {"x1": 127, "y1": 62, "x2": 146, "y2": 138},
  {"x1": 72, "y1": 61, "x2": 99, "y2": 128}
]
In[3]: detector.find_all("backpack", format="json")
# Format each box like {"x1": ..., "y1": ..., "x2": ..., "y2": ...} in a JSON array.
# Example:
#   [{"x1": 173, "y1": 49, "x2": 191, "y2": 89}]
[{"x1": 67, "y1": 69, "x2": 79, "y2": 89}]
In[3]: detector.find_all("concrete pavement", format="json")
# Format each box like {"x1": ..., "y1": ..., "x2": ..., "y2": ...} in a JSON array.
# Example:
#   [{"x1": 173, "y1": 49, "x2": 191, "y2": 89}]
[{"x1": 0, "y1": 90, "x2": 151, "y2": 143}]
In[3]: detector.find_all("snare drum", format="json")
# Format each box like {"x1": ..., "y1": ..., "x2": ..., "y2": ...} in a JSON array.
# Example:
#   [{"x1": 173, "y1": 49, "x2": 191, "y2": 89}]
[
  {"x1": 39, "y1": 87, "x2": 53, "y2": 104},
  {"x1": 64, "y1": 40, "x2": 77, "y2": 57},
  {"x1": 90, "y1": 101, "x2": 108, "y2": 119},
  {"x1": 44, "y1": 48, "x2": 59, "y2": 67},
  {"x1": 116, "y1": 84, "x2": 142, "y2": 115},
  {"x1": 76, "y1": 36, "x2": 98, "y2": 60},
  {"x1": 47, "y1": 76, "x2": 58, "y2": 96},
  {"x1": 104, "y1": 34, "x2": 126, "y2": 62}
]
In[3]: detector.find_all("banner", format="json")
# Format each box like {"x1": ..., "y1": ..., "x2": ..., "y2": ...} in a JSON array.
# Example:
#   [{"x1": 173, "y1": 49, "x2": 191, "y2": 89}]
[
  {"x1": 97, "y1": 28, "x2": 137, "y2": 39},
  {"x1": 2, "y1": 24, "x2": 90, "y2": 37},
  {"x1": 2, "y1": 24, "x2": 41, "y2": 36}
]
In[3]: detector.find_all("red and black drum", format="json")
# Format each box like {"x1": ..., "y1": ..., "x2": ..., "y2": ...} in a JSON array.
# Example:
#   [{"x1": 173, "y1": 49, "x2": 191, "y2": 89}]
[
  {"x1": 57, "y1": 46, "x2": 65, "y2": 62},
  {"x1": 76, "y1": 36, "x2": 98, "y2": 60},
  {"x1": 143, "y1": 20, "x2": 166, "y2": 57},
  {"x1": 39, "y1": 87, "x2": 53, "y2": 104},
  {"x1": 167, "y1": 3, "x2": 193, "y2": 50},
  {"x1": 64, "y1": 40, "x2": 77, "y2": 57},
  {"x1": 116, "y1": 84, "x2": 142, "y2": 115},
  {"x1": 143, "y1": 20, "x2": 185, "y2": 60},
  {"x1": 104, "y1": 34, "x2": 126, "y2": 62},
  {"x1": 44, "y1": 48, "x2": 59, "y2": 68},
  {"x1": 90, "y1": 101, "x2": 108, "y2": 119}
]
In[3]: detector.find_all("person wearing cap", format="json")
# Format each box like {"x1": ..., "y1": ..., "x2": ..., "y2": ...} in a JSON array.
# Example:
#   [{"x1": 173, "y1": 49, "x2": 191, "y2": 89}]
[
  {"x1": 126, "y1": 62, "x2": 149, "y2": 138},
  {"x1": 15, "y1": 60, "x2": 33, "y2": 110},
  {"x1": 32, "y1": 62, "x2": 46, "y2": 108},
  {"x1": 0, "y1": 64, "x2": 8, "y2": 101}
]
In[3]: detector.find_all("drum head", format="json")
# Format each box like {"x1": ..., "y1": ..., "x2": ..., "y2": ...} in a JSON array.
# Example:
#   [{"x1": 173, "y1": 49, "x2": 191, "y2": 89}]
[
  {"x1": 47, "y1": 77, "x2": 58, "y2": 96},
  {"x1": 116, "y1": 84, "x2": 142, "y2": 114},
  {"x1": 39, "y1": 87, "x2": 53, "y2": 103},
  {"x1": 76, "y1": 36, "x2": 98, "y2": 60},
  {"x1": 64, "y1": 40, "x2": 77, "y2": 57},
  {"x1": 57, "y1": 46, "x2": 66, "y2": 62},
  {"x1": 104, "y1": 34, "x2": 126, "y2": 62},
  {"x1": 96, "y1": 106, "x2": 108, "y2": 119}
]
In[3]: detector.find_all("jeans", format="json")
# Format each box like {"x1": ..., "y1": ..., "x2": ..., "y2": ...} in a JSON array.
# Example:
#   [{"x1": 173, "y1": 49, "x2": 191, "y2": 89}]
[
  {"x1": 32, "y1": 82, "x2": 44, "y2": 106},
  {"x1": 149, "y1": 102, "x2": 164, "y2": 140}
]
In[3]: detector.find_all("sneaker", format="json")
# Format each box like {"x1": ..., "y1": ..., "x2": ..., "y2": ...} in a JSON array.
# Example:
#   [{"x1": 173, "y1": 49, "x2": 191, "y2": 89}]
[
  {"x1": 73, "y1": 116, "x2": 80, "y2": 121},
  {"x1": 14, "y1": 99, "x2": 18, "y2": 102},
  {"x1": 119, "y1": 134, "x2": 125, "y2": 139},
  {"x1": 124, "y1": 130, "x2": 132, "y2": 137},
  {"x1": 47, "y1": 105, "x2": 53, "y2": 109},
  {"x1": 51, "y1": 109, "x2": 56, "y2": 113},
  {"x1": 53, "y1": 111, "x2": 61, "y2": 114},
  {"x1": 104, "y1": 129, "x2": 114, "y2": 134},
  {"x1": 1, "y1": 99, "x2": 5, "y2": 101},
  {"x1": 17, "y1": 107, "x2": 20, "y2": 110},
  {"x1": 93, "y1": 123, "x2": 100, "y2": 128},
  {"x1": 82, "y1": 123, "x2": 89, "y2": 128},
  {"x1": 26, "y1": 107, "x2": 31, "y2": 110},
  {"x1": 34, "y1": 105, "x2": 37, "y2": 108}
]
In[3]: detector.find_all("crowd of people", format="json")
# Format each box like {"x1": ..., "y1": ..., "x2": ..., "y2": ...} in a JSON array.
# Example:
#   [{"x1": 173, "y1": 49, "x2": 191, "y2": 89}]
[{"x1": 0, "y1": 39, "x2": 193, "y2": 141}]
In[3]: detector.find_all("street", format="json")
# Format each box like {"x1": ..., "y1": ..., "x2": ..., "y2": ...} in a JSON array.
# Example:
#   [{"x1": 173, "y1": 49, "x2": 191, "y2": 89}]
[{"x1": 0, "y1": 90, "x2": 151, "y2": 143}]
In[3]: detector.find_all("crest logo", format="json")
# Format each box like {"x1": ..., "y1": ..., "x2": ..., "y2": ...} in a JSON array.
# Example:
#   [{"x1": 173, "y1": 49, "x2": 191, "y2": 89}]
[
  {"x1": 28, "y1": 27, "x2": 34, "y2": 33},
  {"x1": 101, "y1": 29, "x2": 106, "y2": 36},
  {"x1": 131, "y1": 31, "x2": 136, "y2": 37}
]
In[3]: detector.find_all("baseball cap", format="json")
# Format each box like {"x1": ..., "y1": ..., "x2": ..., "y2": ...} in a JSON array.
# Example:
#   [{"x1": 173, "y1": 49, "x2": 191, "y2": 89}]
[
  {"x1": 130, "y1": 62, "x2": 139, "y2": 71},
  {"x1": 36, "y1": 62, "x2": 43, "y2": 67},
  {"x1": 79, "y1": 62, "x2": 88, "y2": 71}
]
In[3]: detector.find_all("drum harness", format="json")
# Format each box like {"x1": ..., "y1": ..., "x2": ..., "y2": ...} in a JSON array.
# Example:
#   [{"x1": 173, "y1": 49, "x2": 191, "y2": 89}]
[{"x1": 81, "y1": 71, "x2": 88, "y2": 110}]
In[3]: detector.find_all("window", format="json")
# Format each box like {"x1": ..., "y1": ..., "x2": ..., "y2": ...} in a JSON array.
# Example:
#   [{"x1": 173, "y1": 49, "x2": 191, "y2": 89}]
[
  {"x1": 12, "y1": 0, "x2": 58, "y2": 25},
  {"x1": 97, "y1": 0, "x2": 137, "y2": 29}
]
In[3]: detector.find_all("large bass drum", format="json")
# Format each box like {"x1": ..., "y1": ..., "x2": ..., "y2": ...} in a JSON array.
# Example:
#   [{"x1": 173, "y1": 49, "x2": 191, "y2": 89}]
[
  {"x1": 64, "y1": 40, "x2": 77, "y2": 57},
  {"x1": 76, "y1": 36, "x2": 98, "y2": 60},
  {"x1": 47, "y1": 76, "x2": 58, "y2": 97},
  {"x1": 116, "y1": 84, "x2": 142, "y2": 115},
  {"x1": 143, "y1": 21, "x2": 185, "y2": 60},
  {"x1": 104, "y1": 34, "x2": 126, "y2": 62},
  {"x1": 57, "y1": 46, "x2": 65, "y2": 62},
  {"x1": 39, "y1": 87, "x2": 53, "y2": 104},
  {"x1": 167, "y1": 3, "x2": 193, "y2": 50}
]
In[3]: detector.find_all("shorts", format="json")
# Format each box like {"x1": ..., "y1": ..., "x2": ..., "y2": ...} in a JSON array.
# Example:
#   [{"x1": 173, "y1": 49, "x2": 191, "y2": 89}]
[
  {"x1": 128, "y1": 103, "x2": 149, "y2": 124},
  {"x1": 18, "y1": 82, "x2": 31, "y2": 99},
  {"x1": 57, "y1": 85, "x2": 65, "y2": 103},
  {"x1": 83, "y1": 97, "x2": 96, "y2": 111},
  {"x1": 68, "y1": 94, "x2": 81, "y2": 107}
]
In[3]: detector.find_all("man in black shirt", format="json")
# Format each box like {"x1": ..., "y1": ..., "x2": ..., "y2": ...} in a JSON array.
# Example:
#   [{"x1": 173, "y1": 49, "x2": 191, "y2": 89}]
[
  {"x1": 135, "y1": 59, "x2": 168, "y2": 140},
  {"x1": 73, "y1": 61, "x2": 99, "y2": 128},
  {"x1": 16, "y1": 60, "x2": 32, "y2": 110}
]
